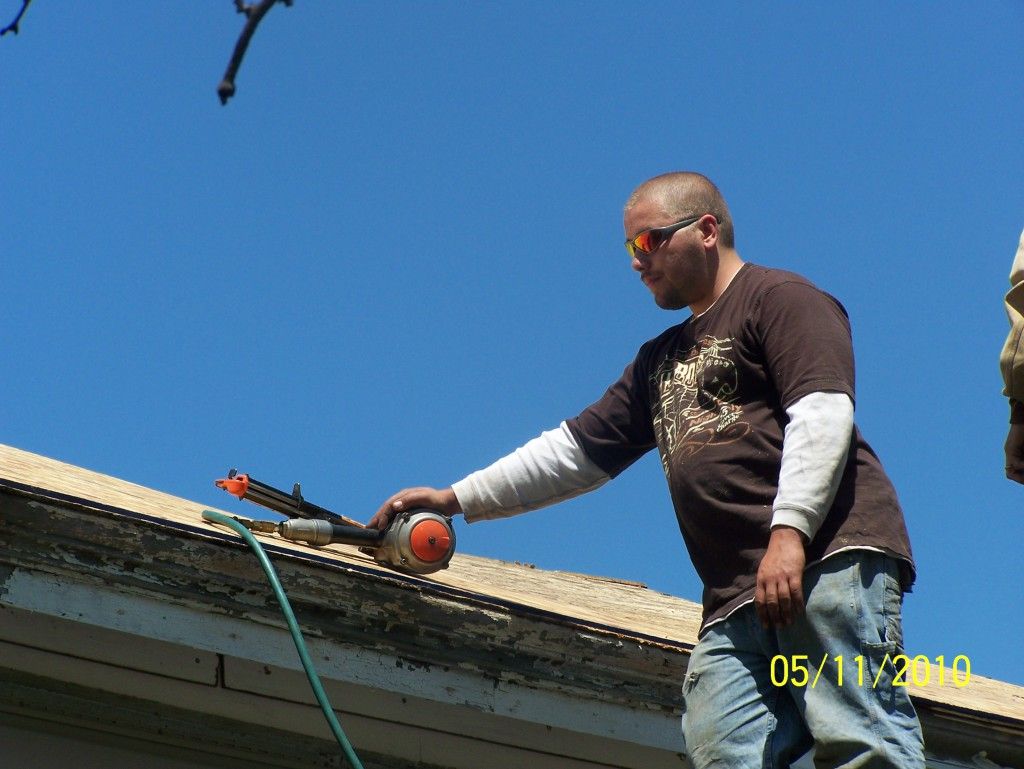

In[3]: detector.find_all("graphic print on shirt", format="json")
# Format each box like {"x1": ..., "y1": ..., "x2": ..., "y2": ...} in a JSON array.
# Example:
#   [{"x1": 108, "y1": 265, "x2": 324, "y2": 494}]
[{"x1": 651, "y1": 335, "x2": 750, "y2": 471}]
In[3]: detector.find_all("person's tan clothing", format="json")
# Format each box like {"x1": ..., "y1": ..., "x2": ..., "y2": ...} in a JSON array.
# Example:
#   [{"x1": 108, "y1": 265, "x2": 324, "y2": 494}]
[{"x1": 1000, "y1": 229, "x2": 1024, "y2": 405}]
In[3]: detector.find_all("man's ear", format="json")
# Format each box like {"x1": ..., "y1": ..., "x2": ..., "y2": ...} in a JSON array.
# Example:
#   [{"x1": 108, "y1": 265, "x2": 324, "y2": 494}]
[{"x1": 698, "y1": 214, "x2": 719, "y2": 247}]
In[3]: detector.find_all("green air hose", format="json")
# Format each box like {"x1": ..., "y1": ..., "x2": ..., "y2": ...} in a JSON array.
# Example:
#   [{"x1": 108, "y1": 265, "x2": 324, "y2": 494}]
[{"x1": 201, "y1": 509, "x2": 365, "y2": 769}]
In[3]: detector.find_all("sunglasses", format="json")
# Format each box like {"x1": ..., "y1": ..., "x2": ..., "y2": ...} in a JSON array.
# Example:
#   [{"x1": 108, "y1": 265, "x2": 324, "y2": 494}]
[{"x1": 625, "y1": 214, "x2": 712, "y2": 258}]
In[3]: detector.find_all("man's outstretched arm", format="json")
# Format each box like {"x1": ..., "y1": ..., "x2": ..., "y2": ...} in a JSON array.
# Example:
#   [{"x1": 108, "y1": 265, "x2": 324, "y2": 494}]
[{"x1": 367, "y1": 422, "x2": 610, "y2": 530}]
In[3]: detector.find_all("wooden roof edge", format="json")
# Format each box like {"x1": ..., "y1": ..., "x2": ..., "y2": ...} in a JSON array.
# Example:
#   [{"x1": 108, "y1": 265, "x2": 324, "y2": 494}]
[
  {"x1": 1, "y1": 442, "x2": 1022, "y2": 729},
  {"x1": 0, "y1": 474, "x2": 694, "y2": 658},
  {"x1": 0, "y1": 476, "x2": 691, "y2": 711}
]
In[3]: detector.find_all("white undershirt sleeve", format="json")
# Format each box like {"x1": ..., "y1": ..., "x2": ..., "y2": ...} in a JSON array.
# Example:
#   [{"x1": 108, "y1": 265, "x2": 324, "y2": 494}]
[
  {"x1": 771, "y1": 391, "x2": 855, "y2": 541},
  {"x1": 451, "y1": 422, "x2": 610, "y2": 523}
]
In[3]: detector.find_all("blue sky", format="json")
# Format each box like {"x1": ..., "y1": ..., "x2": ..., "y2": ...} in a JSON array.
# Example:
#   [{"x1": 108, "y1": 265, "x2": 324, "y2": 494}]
[{"x1": 2, "y1": 2, "x2": 1022, "y2": 687}]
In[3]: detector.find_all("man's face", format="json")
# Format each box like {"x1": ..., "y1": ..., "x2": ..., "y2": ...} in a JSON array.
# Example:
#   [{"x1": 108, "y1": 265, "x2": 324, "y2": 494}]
[{"x1": 624, "y1": 196, "x2": 714, "y2": 311}]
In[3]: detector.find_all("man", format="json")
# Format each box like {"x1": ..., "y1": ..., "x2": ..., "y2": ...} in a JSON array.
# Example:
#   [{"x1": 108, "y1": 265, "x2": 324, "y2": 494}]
[
  {"x1": 1000, "y1": 229, "x2": 1024, "y2": 484},
  {"x1": 370, "y1": 172, "x2": 924, "y2": 768}
]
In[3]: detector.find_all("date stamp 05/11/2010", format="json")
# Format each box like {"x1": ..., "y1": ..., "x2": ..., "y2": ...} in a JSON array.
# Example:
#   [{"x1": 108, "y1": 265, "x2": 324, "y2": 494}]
[{"x1": 770, "y1": 654, "x2": 971, "y2": 689}]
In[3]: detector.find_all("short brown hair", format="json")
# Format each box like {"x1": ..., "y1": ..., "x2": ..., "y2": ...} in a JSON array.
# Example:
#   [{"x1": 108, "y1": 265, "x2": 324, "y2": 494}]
[{"x1": 625, "y1": 172, "x2": 735, "y2": 249}]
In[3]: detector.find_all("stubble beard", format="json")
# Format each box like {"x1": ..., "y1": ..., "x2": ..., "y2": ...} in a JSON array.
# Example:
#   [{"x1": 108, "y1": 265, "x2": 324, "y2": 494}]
[{"x1": 651, "y1": 284, "x2": 690, "y2": 311}]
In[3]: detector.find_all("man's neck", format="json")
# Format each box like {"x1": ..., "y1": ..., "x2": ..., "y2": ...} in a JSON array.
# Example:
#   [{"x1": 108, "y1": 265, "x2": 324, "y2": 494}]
[{"x1": 691, "y1": 250, "x2": 744, "y2": 316}]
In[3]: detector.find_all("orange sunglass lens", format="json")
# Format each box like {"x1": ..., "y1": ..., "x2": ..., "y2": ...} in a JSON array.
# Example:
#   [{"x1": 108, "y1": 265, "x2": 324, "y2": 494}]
[{"x1": 632, "y1": 231, "x2": 657, "y2": 254}]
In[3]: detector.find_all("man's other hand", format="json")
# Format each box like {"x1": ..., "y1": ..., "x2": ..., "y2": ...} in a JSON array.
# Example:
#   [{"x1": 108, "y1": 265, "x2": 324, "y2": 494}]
[
  {"x1": 755, "y1": 526, "x2": 807, "y2": 629},
  {"x1": 1006, "y1": 422, "x2": 1024, "y2": 484},
  {"x1": 367, "y1": 487, "x2": 461, "y2": 531}
]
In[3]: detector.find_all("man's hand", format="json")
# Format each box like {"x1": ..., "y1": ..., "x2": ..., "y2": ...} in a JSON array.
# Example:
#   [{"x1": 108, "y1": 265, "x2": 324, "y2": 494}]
[
  {"x1": 367, "y1": 487, "x2": 461, "y2": 531},
  {"x1": 755, "y1": 526, "x2": 807, "y2": 629},
  {"x1": 1006, "y1": 422, "x2": 1024, "y2": 484}
]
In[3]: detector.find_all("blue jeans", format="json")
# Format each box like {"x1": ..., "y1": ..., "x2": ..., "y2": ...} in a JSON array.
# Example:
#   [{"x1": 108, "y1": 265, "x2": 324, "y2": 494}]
[{"x1": 681, "y1": 550, "x2": 924, "y2": 769}]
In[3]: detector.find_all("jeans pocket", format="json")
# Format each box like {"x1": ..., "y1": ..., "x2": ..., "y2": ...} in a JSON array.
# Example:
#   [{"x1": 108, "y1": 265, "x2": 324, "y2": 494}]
[
  {"x1": 881, "y1": 571, "x2": 905, "y2": 651},
  {"x1": 860, "y1": 639, "x2": 904, "y2": 706},
  {"x1": 682, "y1": 669, "x2": 701, "y2": 699},
  {"x1": 679, "y1": 670, "x2": 700, "y2": 755}
]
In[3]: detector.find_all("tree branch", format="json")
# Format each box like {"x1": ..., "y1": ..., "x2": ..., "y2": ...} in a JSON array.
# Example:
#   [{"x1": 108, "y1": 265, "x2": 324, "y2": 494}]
[
  {"x1": 218, "y1": 0, "x2": 292, "y2": 105},
  {"x1": 1, "y1": 0, "x2": 33, "y2": 37}
]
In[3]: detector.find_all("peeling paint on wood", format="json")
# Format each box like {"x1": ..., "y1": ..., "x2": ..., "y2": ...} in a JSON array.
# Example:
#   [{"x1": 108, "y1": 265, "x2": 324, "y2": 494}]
[{"x1": 2, "y1": 442, "x2": 1024, "y2": 769}]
